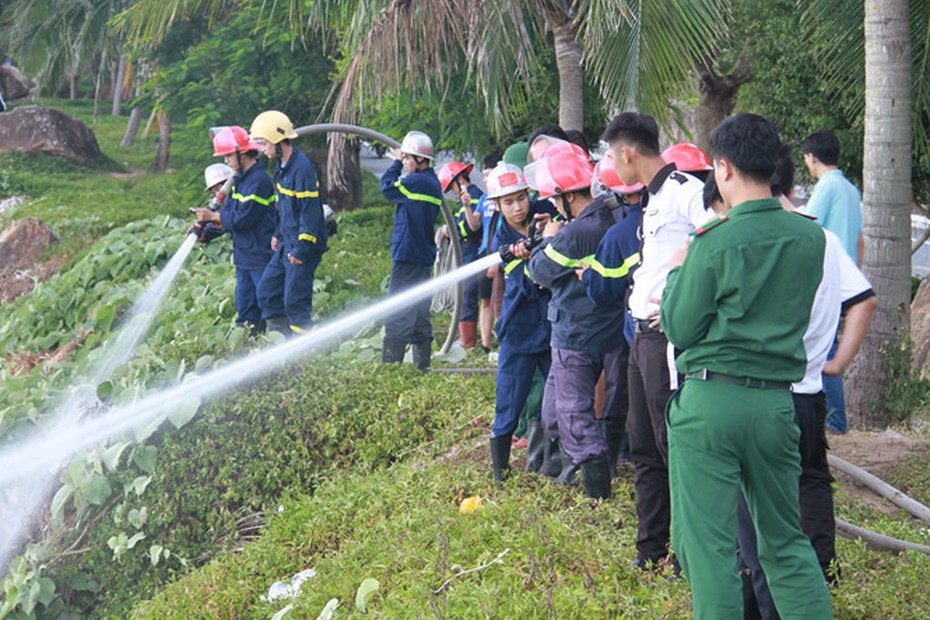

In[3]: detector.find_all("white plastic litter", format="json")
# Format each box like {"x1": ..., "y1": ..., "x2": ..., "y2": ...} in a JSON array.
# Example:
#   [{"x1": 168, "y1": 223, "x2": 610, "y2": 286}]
[{"x1": 261, "y1": 568, "x2": 318, "y2": 602}]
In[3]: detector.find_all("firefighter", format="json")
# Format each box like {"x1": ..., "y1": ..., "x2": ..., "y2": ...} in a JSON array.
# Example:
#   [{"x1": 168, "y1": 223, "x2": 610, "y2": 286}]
[
  {"x1": 526, "y1": 139, "x2": 627, "y2": 500},
  {"x1": 249, "y1": 110, "x2": 327, "y2": 336},
  {"x1": 380, "y1": 130, "x2": 443, "y2": 371},
  {"x1": 192, "y1": 127, "x2": 276, "y2": 333},
  {"x1": 438, "y1": 161, "x2": 484, "y2": 348},
  {"x1": 483, "y1": 163, "x2": 553, "y2": 479}
]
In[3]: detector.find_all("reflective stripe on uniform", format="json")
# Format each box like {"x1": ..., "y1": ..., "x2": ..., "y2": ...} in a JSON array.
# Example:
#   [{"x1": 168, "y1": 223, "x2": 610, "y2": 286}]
[
  {"x1": 543, "y1": 244, "x2": 594, "y2": 268},
  {"x1": 589, "y1": 251, "x2": 641, "y2": 279},
  {"x1": 232, "y1": 191, "x2": 274, "y2": 206},
  {"x1": 394, "y1": 181, "x2": 443, "y2": 206},
  {"x1": 504, "y1": 259, "x2": 522, "y2": 275},
  {"x1": 277, "y1": 183, "x2": 320, "y2": 199},
  {"x1": 290, "y1": 324, "x2": 306, "y2": 334},
  {"x1": 299, "y1": 233, "x2": 318, "y2": 243}
]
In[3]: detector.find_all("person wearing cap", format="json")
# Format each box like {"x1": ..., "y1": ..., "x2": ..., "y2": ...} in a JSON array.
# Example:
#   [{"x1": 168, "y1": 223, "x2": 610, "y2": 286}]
[
  {"x1": 603, "y1": 112, "x2": 710, "y2": 572},
  {"x1": 526, "y1": 139, "x2": 627, "y2": 500},
  {"x1": 486, "y1": 162, "x2": 557, "y2": 481},
  {"x1": 438, "y1": 161, "x2": 484, "y2": 349},
  {"x1": 662, "y1": 143, "x2": 714, "y2": 182},
  {"x1": 476, "y1": 151, "x2": 504, "y2": 352},
  {"x1": 249, "y1": 110, "x2": 327, "y2": 336},
  {"x1": 660, "y1": 112, "x2": 833, "y2": 619},
  {"x1": 190, "y1": 163, "x2": 234, "y2": 244},
  {"x1": 380, "y1": 130, "x2": 444, "y2": 371},
  {"x1": 193, "y1": 126, "x2": 276, "y2": 334}
]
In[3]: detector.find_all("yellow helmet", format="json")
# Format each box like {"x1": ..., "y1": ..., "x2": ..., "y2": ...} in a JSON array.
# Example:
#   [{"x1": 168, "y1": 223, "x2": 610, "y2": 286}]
[{"x1": 249, "y1": 110, "x2": 298, "y2": 144}]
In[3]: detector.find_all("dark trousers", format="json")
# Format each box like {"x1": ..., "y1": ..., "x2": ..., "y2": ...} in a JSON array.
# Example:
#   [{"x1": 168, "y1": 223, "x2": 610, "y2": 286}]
[
  {"x1": 258, "y1": 248, "x2": 321, "y2": 330},
  {"x1": 541, "y1": 343, "x2": 628, "y2": 464},
  {"x1": 460, "y1": 240, "x2": 481, "y2": 322},
  {"x1": 493, "y1": 345, "x2": 550, "y2": 437},
  {"x1": 384, "y1": 260, "x2": 433, "y2": 344},
  {"x1": 737, "y1": 391, "x2": 836, "y2": 620},
  {"x1": 628, "y1": 331, "x2": 673, "y2": 560},
  {"x1": 235, "y1": 266, "x2": 265, "y2": 325}
]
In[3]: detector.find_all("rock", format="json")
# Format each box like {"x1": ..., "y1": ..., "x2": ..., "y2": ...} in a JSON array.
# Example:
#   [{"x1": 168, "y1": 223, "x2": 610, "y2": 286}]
[
  {"x1": 0, "y1": 105, "x2": 103, "y2": 164},
  {"x1": 0, "y1": 64, "x2": 32, "y2": 101},
  {"x1": 911, "y1": 276, "x2": 930, "y2": 379},
  {"x1": 0, "y1": 218, "x2": 55, "y2": 269}
]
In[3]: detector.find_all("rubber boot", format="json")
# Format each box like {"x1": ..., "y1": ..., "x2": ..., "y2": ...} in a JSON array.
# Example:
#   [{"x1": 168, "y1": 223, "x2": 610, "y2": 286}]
[
  {"x1": 459, "y1": 321, "x2": 478, "y2": 349},
  {"x1": 412, "y1": 340, "x2": 432, "y2": 373},
  {"x1": 552, "y1": 443, "x2": 580, "y2": 486},
  {"x1": 580, "y1": 454, "x2": 612, "y2": 500},
  {"x1": 540, "y1": 437, "x2": 562, "y2": 478},
  {"x1": 524, "y1": 417, "x2": 546, "y2": 473},
  {"x1": 600, "y1": 418, "x2": 626, "y2": 479},
  {"x1": 490, "y1": 433, "x2": 512, "y2": 482},
  {"x1": 266, "y1": 316, "x2": 290, "y2": 336},
  {"x1": 381, "y1": 338, "x2": 406, "y2": 364}
]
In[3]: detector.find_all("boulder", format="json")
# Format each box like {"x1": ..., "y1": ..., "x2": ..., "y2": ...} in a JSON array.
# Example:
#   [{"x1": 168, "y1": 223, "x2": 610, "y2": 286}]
[
  {"x1": 0, "y1": 218, "x2": 60, "y2": 303},
  {"x1": 0, "y1": 64, "x2": 32, "y2": 101},
  {"x1": 911, "y1": 276, "x2": 930, "y2": 379},
  {"x1": 0, "y1": 105, "x2": 103, "y2": 164}
]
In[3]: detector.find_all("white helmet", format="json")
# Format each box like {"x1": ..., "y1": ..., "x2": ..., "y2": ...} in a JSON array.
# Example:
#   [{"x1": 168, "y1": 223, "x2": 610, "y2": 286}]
[
  {"x1": 486, "y1": 162, "x2": 528, "y2": 199},
  {"x1": 399, "y1": 131, "x2": 434, "y2": 161},
  {"x1": 204, "y1": 163, "x2": 233, "y2": 191}
]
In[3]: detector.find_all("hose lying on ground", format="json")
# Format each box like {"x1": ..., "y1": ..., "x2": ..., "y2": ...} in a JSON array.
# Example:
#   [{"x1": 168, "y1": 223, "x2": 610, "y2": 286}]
[
  {"x1": 827, "y1": 454, "x2": 930, "y2": 524},
  {"x1": 835, "y1": 517, "x2": 930, "y2": 555}
]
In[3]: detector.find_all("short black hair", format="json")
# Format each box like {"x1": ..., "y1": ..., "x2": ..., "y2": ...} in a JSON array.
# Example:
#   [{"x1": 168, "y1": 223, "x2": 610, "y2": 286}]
[
  {"x1": 602, "y1": 112, "x2": 661, "y2": 156},
  {"x1": 771, "y1": 143, "x2": 795, "y2": 198},
  {"x1": 565, "y1": 129, "x2": 590, "y2": 154},
  {"x1": 528, "y1": 124, "x2": 569, "y2": 146},
  {"x1": 801, "y1": 130, "x2": 840, "y2": 166},
  {"x1": 482, "y1": 151, "x2": 503, "y2": 170},
  {"x1": 710, "y1": 113, "x2": 780, "y2": 184},
  {"x1": 703, "y1": 175, "x2": 723, "y2": 211}
]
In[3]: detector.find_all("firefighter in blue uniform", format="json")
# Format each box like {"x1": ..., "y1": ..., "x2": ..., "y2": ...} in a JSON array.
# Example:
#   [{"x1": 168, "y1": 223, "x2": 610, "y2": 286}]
[
  {"x1": 526, "y1": 140, "x2": 626, "y2": 499},
  {"x1": 438, "y1": 161, "x2": 484, "y2": 348},
  {"x1": 249, "y1": 110, "x2": 327, "y2": 336},
  {"x1": 485, "y1": 162, "x2": 557, "y2": 481},
  {"x1": 193, "y1": 125, "x2": 276, "y2": 334},
  {"x1": 380, "y1": 131, "x2": 444, "y2": 371}
]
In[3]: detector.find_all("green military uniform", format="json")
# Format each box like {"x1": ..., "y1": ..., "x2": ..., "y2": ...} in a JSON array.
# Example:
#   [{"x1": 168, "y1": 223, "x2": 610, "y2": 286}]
[{"x1": 660, "y1": 198, "x2": 833, "y2": 619}]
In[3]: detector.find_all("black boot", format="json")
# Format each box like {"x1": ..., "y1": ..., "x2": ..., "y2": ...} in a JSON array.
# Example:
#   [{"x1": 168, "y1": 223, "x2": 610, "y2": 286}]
[
  {"x1": 411, "y1": 340, "x2": 432, "y2": 372},
  {"x1": 601, "y1": 417, "x2": 626, "y2": 479},
  {"x1": 381, "y1": 338, "x2": 406, "y2": 363},
  {"x1": 540, "y1": 436, "x2": 563, "y2": 478},
  {"x1": 524, "y1": 417, "x2": 546, "y2": 473},
  {"x1": 266, "y1": 316, "x2": 290, "y2": 336},
  {"x1": 490, "y1": 434, "x2": 512, "y2": 482},
  {"x1": 552, "y1": 443, "x2": 580, "y2": 486},
  {"x1": 580, "y1": 454, "x2": 612, "y2": 500}
]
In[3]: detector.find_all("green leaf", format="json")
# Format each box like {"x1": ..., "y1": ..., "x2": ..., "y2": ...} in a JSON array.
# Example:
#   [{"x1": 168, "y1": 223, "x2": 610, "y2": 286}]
[
  {"x1": 316, "y1": 599, "x2": 340, "y2": 620},
  {"x1": 80, "y1": 473, "x2": 112, "y2": 506},
  {"x1": 132, "y1": 445, "x2": 158, "y2": 473},
  {"x1": 149, "y1": 544, "x2": 164, "y2": 566},
  {"x1": 194, "y1": 355, "x2": 215, "y2": 372},
  {"x1": 96, "y1": 380, "x2": 114, "y2": 400},
  {"x1": 167, "y1": 397, "x2": 200, "y2": 429},
  {"x1": 129, "y1": 475, "x2": 152, "y2": 497},
  {"x1": 271, "y1": 604, "x2": 295, "y2": 620},
  {"x1": 36, "y1": 577, "x2": 56, "y2": 607},
  {"x1": 126, "y1": 531, "x2": 146, "y2": 550},
  {"x1": 355, "y1": 578, "x2": 380, "y2": 613},
  {"x1": 134, "y1": 414, "x2": 164, "y2": 442},
  {"x1": 101, "y1": 441, "x2": 132, "y2": 472},
  {"x1": 128, "y1": 507, "x2": 147, "y2": 529},
  {"x1": 50, "y1": 483, "x2": 75, "y2": 527},
  {"x1": 65, "y1": 571, "x2": 99, "y2": 594}
]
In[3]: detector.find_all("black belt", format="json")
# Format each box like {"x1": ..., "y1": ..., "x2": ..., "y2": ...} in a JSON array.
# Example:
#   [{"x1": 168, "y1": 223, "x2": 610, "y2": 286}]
[
  {"x1": 685, "y1": 369, "x2": 790, "y2": 390},
  {"x1": 633, "y1": 318, "x2": 662, "y2": 334}
]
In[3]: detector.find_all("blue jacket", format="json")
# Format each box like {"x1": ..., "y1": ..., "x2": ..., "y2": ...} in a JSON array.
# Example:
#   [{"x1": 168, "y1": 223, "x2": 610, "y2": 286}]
[
  {"x1": 218, "y1": 162, "x2": 276, "y2": 270},
  {"x1": 381, "y1": 160, "x2": 443, "y2": 267},
  {"x1": 528, "y1": 195, "x2": 624, "y2": 353},
  {"x1": 583, "y1": 200, "x2": 643, "y2": 345},
  {"x1": 477, "y1": 194, "x2": 500, "y2": 255},
  {"x1": 493, "y1": 201, "x2": 557, "y2": 352},
  {"x1": 274, "y1": 146, "x2": 327, "y2": 263}
]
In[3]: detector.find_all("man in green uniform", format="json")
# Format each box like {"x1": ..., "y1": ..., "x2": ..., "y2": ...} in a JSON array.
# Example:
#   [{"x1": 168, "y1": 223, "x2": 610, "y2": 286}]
[{"x1": 660, "y1": 113, "x2": 833, "y2": 619}]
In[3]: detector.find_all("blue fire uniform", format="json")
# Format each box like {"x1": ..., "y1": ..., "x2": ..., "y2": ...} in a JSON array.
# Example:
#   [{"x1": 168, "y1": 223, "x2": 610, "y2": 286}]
[
  {"x1": 490, "y1": 200, "x2": 557, "y2": 438},
  {"x1": 582, "y1": 200, "x2": 643, "y2": 345},
  {"x1": 218, "y1": 162, "x2": 276, "y2": 325},
  {"x1": 456, "y1": 184, "x2": 485, "y2": 322},
  {"x1": 381, "y1": 159, "x2": 443, "y2": 345},
  {"x1": 257, "y1": 146, "x2": 327, "y2": 332},
  {"x1": 528, "y1": 195, "x2": 628, "y2": 465}
]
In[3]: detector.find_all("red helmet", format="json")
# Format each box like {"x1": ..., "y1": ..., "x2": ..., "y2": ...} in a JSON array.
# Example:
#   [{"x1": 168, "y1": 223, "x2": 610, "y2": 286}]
[
  {"x1": 437, "y1": 161, "x2": 474, "y2": 193},
  {"x1": 592, "y1": 153, "x2": 644, "y2": 197},
  {"x1": 524, "y1": 148, "x2": 593, "y2": 199},
  {"x1": 662, "y1": 143, "x2": 712, "y2": 172},
  {"x1": 528, "y1": 135, "x2": 588, "y2": 164},
  {"x1": 212, "y1": 125, "x2": 260, "y2": 156}
]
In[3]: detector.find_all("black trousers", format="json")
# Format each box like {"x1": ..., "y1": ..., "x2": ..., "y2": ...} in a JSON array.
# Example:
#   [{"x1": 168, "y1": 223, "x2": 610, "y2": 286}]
[
  {"x1": 737, "y1": 391, "x2": 836, "y2": 620},
  {"x1": 384, "y1": 260, "x2": 433, "y2": 344},
  {"x1": 627, "y1": 330, "x2": 674, "y2": 560}
]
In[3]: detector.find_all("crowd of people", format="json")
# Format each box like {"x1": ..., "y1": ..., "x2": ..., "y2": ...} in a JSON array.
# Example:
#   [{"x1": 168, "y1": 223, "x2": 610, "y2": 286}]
[{"x1": 192, "y1": 108, "x2": 873, "y2": 618}]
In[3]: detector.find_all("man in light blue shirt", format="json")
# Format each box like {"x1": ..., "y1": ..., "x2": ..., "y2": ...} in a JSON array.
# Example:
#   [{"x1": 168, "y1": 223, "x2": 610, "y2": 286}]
[{"x1": 803, "y1": 130, "x2": 863, "y2": 433}]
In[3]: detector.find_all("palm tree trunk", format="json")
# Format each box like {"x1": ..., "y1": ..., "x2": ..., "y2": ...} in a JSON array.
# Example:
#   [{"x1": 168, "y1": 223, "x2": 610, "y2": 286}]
[
  {"x1": 550, "y1": 14, "x2": 584, "y2": 132},
  {"x1": 845, "y1": 0, "x2": 912, "y2": 427},
  {"x1": 69, "y1": 74, "x2": 78, "y2": 100},
  {"x1": 154, "y1": 109, "x2": 171, "y2": 171},
  {"x1": 120, "y1": 106, "x2": 143, "y2": 147},
  {"x1": 112, "y1": 56, "x2": 126, "y2": 116},
  {"x1": 694, "y1": 57, "x2": 751, "y2": 154}
]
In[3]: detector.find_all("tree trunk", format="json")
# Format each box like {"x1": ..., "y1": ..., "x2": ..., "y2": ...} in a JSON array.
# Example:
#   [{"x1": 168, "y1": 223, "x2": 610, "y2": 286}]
[
  {"x1": 154, "y1": 110, "x2": 171, "y2": 171},
  {"x1": 322, "y1": 139, "x2": 362, "y2": 211},
  {"x1": 112, "y1": 56, "x2": 126, "y2": 117},
  {"x1": 693, "y1": 57, "x2": 751, "y2": 154},
  {"x1": 846, "y1": 0, "x2": 912, "y2": 427},
  {"x1": 69, "y1": 74, "x2": 77, "y2": 100},
  {"x1": 120, "y1": 106, "x2": 143, "y2": 147},
  {"x1": 549, "y1": 12, "x2": 584, "y2": 132}
]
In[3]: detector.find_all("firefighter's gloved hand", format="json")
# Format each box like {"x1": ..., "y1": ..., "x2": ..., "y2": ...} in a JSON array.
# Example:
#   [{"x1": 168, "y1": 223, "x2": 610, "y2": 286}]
[{"x1": 196, "y1": 222, "x2": 225, "y2": 244}]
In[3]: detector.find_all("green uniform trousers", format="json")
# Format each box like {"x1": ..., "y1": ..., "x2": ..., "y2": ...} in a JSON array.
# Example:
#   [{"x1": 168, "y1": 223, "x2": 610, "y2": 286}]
[{"x1": 667, "y1": 380, "x2": 832, "y2": 620}]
